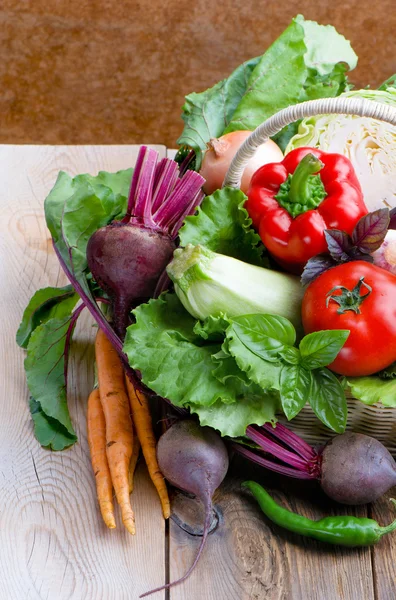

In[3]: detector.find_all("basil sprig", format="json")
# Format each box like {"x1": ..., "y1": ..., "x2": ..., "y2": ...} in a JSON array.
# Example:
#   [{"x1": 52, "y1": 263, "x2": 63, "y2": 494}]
[{"x1": 225, "y1": 315, "x2": 349, "y2": 433}]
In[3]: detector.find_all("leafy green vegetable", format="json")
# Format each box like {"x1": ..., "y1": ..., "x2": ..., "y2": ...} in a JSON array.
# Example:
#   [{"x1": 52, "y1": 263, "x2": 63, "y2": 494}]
[
  {"x1": 299, "y1": 330, "x2": 350, "y2": 370},
  {"x1": 177, "y1": 16, "x2": 356, "y2": 165},
  {"x1": 177, "y1": 57, "x2": 260, "y2": 169},
  {"x1": 45, "y1": 169, "x2": 132, "y2": 277},
  {"x1": 228, "y1": 314, "x2": 296, "y2": 362},
  {"x1": 309, "y1": 369, "x2": 347, "y2": 433},
  {"x1": 346, "y1": 376, "x2": 396, "y2": 407},
  {"x1": 280, "y1": 364, "x2": 312, "y2": 420},
  {"x1": 189, "y1": 390, "x2": 279, "y2": 438},
  {"x1": 225, "y1": 331, "x2": 281, "y2": 390},
  {"x1": 125, "y1": 293, "x2": 349, "y2": 433},
  {"x1": 193, "y1": 314, "x2": 230, "y2": 342},
  {"x1": 226, "y1": 315, "x2": 347, "y2": 430},
  {"x1": 17, "y1": 286, "x2": 79, "y2": 349},
  {"x1": 124, "y1": 294, "x2": 248, "y2": 407},
  {"x1": 25, "y1": 315, "x2": 78, "y2": 439},
  {"x1": 29, "y1": 398, "x2": 77, "y2": 451},
  {"x1": 225, "y1": 15, "x2": 356, "y2": 133},
  {"x1": 179, "y1": 188, "x2": 265, "y2": 266}
]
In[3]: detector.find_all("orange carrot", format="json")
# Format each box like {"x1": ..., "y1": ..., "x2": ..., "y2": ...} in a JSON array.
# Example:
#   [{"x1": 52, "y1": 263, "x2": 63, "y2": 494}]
[
  {"x1": 125, "y1": 376, "x2": 171, "y2": 519},
  {"x1": 95, "y1": 329, "x2": 135, "y2": 535},
  {"x1": 129, "y1": 424, "x2": 140, "y2": 494},
  {"x1": 87, "y1": 388, "x2": 116, "y2": 529}
]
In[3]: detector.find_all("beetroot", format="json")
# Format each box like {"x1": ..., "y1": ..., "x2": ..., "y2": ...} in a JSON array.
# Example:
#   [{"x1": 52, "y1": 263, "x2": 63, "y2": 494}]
[
  {"x1": 141, "y1": 420, "x2": 229, "y2": 597},
  {"x1": 233, "y1": 424, "x2": 396, "y2": 505},
  {"x1": 321, "y1": 432, "x2": 396, "y2": 504},
  {"x1": 87, "y1": 224, "x2": 174, "y2": 336},
  {"x1": 86, "y1": 146, "x2": 205, "y2": 338}
]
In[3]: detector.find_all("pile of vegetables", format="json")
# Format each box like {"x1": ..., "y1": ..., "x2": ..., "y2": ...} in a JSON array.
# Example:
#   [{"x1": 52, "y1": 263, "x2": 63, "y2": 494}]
[{"x1": 16, "y1": 13, "x2": 396, "y2": 595}]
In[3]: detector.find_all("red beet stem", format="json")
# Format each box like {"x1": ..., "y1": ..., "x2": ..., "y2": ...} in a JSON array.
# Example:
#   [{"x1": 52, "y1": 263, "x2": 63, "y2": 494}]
[
  {"x1": 257, "y1": 423, "x2": 317, "y2": 461},
  {"x1": 246, "y1": 426, "x2": 311, "y2": 472},
  {"x1": 232, "y1": 443, "x2": 316, "y2": 480}
]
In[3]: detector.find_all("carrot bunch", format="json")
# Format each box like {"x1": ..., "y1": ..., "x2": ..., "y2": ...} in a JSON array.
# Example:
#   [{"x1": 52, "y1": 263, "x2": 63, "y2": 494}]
[{"x1": 87, "y1": 328, "x2": 170, "y2": 533}]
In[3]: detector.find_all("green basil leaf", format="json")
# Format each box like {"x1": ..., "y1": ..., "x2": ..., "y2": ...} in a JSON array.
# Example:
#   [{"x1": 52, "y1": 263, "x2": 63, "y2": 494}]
[
  {"x1": 299, "y1": 330, "x2": 350, "y2": 369},
  {"x1": 309, "y1": 369, "x2": 347, "y2": 433},
  {"x1": 229, "y1": 314, "x2": 296, "y2": 362},
  {"x1": 17, "y1": 285, "x2": 79, "y2": 348},
  {"x1": 280, "y1": 364, "x2": 312, "y2": 420},
  {"x1": 279, "y1": 346, "x2": 301, "y2": 365}
]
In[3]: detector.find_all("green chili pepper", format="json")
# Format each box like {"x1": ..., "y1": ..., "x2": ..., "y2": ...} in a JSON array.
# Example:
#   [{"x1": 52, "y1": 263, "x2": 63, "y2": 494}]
[{"x1": 243, "y1": 481, "x2": 396, "y2": 547}]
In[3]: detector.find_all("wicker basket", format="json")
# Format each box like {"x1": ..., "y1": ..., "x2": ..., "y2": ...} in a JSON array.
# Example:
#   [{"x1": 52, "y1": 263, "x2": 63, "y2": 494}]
[{"x1": 223, "y1": 97, "x2": 396, "y2": 452}]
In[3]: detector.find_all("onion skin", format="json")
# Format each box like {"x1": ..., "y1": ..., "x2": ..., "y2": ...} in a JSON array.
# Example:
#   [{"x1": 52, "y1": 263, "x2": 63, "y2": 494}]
[{"x1": 199, "y1": 131, "x2": 283, "y2": 195}]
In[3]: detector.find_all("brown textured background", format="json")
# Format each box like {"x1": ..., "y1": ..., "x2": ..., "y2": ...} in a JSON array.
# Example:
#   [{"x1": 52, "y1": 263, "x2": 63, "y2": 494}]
[{"x1": 1, "y1": 1, "x2": 395, "y2": 148}]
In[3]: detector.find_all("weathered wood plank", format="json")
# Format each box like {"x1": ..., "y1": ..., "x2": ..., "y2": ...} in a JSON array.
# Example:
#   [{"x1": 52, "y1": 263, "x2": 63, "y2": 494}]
[
  {"x1": 168, "y1": 455, "x2": 375, "y2": 600},
  {"x1": 0, "y1": 145, "x2": 167, "y2": 600},
  {"x1": 370, "y1": 488, "x2": 396, "y2": 600}
]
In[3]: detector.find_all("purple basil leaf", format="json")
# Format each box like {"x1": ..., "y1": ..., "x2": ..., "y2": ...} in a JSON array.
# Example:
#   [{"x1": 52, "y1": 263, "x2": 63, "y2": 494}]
[
  {"x1": 324, "y1": 229, "x2": 353, "y2": 261},
  {"x1": 301, "y1": 254, "x2": 337, "y2": 286},
  {"x1": 389, "y1": 207, "x2": 396, "y2": 230},
  {"x1": 351, "y1": 208, "x2": 390, "y2": 253}
]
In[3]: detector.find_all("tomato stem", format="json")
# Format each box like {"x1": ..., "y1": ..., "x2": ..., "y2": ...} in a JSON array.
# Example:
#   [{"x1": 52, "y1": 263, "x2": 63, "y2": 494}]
[{"x1": 326, "y1": 276, "x2": 372, "y2": 314}]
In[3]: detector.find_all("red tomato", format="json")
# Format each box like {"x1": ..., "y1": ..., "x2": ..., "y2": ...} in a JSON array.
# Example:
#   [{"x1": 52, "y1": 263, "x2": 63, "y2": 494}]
[{"x1": 302, "y1": 261, "x2": 396, "y2": 377}]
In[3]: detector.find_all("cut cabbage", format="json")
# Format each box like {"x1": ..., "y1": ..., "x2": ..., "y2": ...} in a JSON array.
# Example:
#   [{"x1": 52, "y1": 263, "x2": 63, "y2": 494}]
[{"x1": 286, "y1": 89, "x2": 396, "y2": 212}]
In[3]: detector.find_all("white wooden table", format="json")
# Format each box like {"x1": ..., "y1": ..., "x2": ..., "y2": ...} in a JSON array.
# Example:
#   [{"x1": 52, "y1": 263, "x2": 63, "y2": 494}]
[{"x1": 1, "y1": 145, "x2": 395, "y2": 600}]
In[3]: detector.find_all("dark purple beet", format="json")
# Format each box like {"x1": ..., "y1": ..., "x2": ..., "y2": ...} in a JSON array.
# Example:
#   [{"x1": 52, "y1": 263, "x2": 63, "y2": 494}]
[
  {"x1": 321, "y1": 432, "x2": 396, "y2": 505},
  {"x1": 141, "y1": 420, "x2": 229, "y2": 597},
  {"x1": 234, "y1": 424, "x2": 396, "y2": 506},
  {"x1": 86, "y1": 222, "x2": 175, "y2": 337}
]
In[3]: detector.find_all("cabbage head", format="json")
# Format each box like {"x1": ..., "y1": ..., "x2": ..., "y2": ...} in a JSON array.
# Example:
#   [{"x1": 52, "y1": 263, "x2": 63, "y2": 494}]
[{"x1": 286, "y1": 88, "x2": 396, "y2": 212}]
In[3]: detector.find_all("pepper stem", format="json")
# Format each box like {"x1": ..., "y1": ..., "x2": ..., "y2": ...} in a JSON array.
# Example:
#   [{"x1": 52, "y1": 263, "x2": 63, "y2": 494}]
[
  {"x1": 274, "y1": 153, "x2": 327, "y2": 218},
  {"x1": 378, "y1": 499, "x2": 396, "y2": 535},
  {"x1": 288, "y1": 154, "x2": 324, "y2": 205},
  {"x1": 326, "y1": 276, "x2": 372, "y2": 315}
]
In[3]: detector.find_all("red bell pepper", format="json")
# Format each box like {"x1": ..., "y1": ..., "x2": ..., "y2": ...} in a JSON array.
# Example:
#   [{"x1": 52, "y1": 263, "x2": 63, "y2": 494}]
[{"x1": 246, "y1": 147, "x2": 368, "y2": 274}]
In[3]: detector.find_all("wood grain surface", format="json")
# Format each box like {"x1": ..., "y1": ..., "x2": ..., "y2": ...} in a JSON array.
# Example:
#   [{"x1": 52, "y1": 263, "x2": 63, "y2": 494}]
[
  {"x1": 0, "y1": 145, "x2": 167, "y2": 600},
  {"x1": 1, "y1": 1, "x2": 396, "y2": 148},
  {"x1": 1, "y1": 144, "x2": 396, "y2": 600}
]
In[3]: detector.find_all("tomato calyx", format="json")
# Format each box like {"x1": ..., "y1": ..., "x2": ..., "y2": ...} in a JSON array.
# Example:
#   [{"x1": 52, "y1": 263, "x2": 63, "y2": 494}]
[{"x1": 325, "y1": 276, "x2": 372, "y2": 314}]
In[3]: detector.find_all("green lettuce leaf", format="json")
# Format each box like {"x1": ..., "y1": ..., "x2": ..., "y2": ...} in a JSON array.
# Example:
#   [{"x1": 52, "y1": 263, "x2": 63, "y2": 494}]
[
  {"x1": 226, "y1": 15, "x2": 357, "y2": 133},
  {"x1": 177, "y1": 57, "x2": 260, "y2": 169},
  {"x1": 25, "y1": 316, "x2": 78, "y2": 439},
  {"x1": 189, "y1": 390, "x2": 279, "y2": 437},
  {"x1": 179, "y1": 188, "x2": 265, "y2": 266},
  {"x1": 30, "y1": 398, "x2": 77, "y2": 451},
  {"x1": 225, "y1": 331, "x2": 281, "y2": 390},
  {"x1": 193, "y1": 314, "x2": 230, "y2": 342},
  {"x1": 17, "y1": 285, "x2": 79, "y2": 349},
  {"x1": 124, "y1": 294, "x2": 248, "y2": 407},
  {"x1": 347, "y1": 376, "x2": 396, "y2": 407}
]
